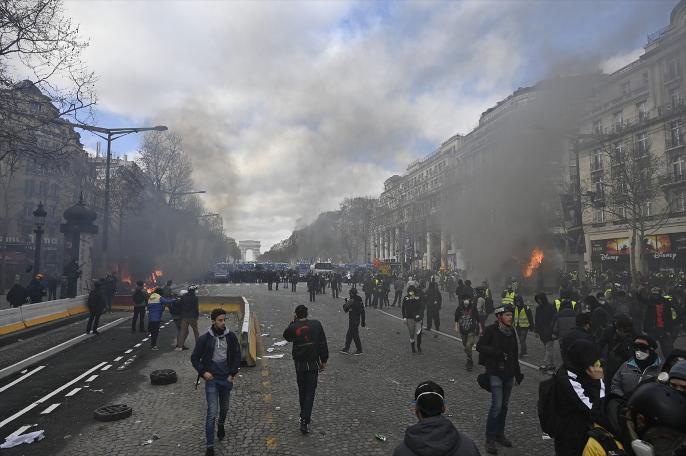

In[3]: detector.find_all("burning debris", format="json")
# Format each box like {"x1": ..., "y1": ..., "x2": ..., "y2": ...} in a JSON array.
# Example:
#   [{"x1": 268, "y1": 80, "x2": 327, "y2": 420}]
[{"x1": 523, "y1": 248, "x2": 544, "y2": 279}]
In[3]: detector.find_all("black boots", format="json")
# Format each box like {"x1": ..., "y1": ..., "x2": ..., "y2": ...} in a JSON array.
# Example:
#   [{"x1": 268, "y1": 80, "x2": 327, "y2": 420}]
[
  {"x1": 411, "y1": 342, "x2": 416, "y2": 353},
  {"x1": 417, "y1": 334, "x2": 422, "y2": 353},
  {"x1": 300, "y1": 419, "x2": 309, "y2": 434},
  {"x1": 217, "y1": 424, "x2": 225, "y2": 441}
]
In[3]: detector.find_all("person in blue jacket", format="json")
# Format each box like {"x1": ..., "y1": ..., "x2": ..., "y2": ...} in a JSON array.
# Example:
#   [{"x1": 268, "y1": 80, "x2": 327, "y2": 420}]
[
  {"x1": 191, "y1": 308, "x2": 241, "y2": 456},
  {"x1": 146, "y1": 288, "x2": 164, "y2": 350}
]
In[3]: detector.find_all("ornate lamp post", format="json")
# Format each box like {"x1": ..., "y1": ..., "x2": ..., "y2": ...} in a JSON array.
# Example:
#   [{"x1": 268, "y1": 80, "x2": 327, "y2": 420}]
[{"x1": 33, "y1": 202, "x2": 47, "y2": 274}]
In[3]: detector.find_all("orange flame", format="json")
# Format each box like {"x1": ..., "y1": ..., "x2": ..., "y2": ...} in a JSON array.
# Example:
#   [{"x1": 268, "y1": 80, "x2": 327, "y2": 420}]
[
  {"x1": 145, "y1": 269, "x2": 164, "y2": 294},
  {"x1": 523, "y1": 248, "x2": 544, "y2": 278}
]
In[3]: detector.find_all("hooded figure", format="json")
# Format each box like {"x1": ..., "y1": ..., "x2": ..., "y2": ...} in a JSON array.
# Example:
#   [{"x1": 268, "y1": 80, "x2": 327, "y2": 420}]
[{"x1": 611, "y1": 335, "x2": 662, "y2": 398}]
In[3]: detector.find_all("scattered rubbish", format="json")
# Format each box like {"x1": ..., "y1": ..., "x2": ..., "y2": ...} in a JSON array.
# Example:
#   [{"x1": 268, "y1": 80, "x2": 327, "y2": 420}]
[
  {"x1": 520, "y1": 412, "x2": 524, "y2": 415},
  {"x1": 90, "y1": 389, "x2": 104, "y2": 393},
  {"x1": 273, "y1": 340, "x2": 288, "y2": 347},
  {"x1": 542, "y1": 433, "x2": 551, "y2": 440},
  {"x1": 256, "y1": 357, "x2": 262, "y2": 360},
  {"x1": 267, "y1": 348, "x2": 275, "y2": 353},
  {"x1": 275, "y1": 407, "x2": 281, "y2": 411},
  {"x1": 447, "y1": 413, "x2": 454, "y2": 417},
  {"x1": 17, "y1": 338, "x2": 24, "y2": 342},
  {"x1": 152, "y1": 433, "x2": 160, "y2": 440},
  {"x1": 395, "y1": 331, "x2": 400, "y2": 335},
  {"x1": 20, "y1": 369, "x2": 28, "y2": 374},
  {"x1": 135, "y1": 420, "x2": 142, "y2": 424},
  {"x1": 64, "y1": 434, "x2": 72, "y2": 440},
  {"x1": 142, "y1": 440, "x2": 154, "y2": 446},
  {"x1": 263, "y1": 354, "x2": 285, "y2": 359},
  {"x1": 449, "y1": 379, "x2": 455, "y2": 383},
  {"x1": 375, "y1": 433, "x2": 387, "y2": 442},
  {"x1": 261, "y1": 333, "x2": 270, "y2": 337},
  {"x1": 0, "y1": 430, "x2": 45, "y2": 448}
]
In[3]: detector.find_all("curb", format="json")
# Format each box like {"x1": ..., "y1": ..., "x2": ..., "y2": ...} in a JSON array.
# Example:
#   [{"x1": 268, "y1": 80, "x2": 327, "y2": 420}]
[
  {"x1": 0, "y1": 316, "x2": 130, "y2": 381},
  {"x1": 0, "y1": 314, "x2": 91, "y2": 348}
]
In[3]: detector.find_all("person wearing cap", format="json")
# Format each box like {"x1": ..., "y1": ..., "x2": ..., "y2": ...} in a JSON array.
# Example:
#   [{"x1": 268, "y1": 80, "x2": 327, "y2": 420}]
[
  {"x1": 27, "y1": 273, "x2": 46, "y2": 303},
  {"x1": 668, "y1": 361, "x2": 686, "y2": 395},
  {"x1": 283, "y1": 304, "x2": 329, "y2": 434},
  {"x1": 476, "y1": 304, "x2": 523, "y2": 454},
  {"x1": 178, "y1": 285, "x2": 200, "y2": 349},
  {"x1": 402, "y1": 285, "x2": 425, "y2": 354},
  {"x1": 611, "y1": 335, "x2": 662, "y2": 398},
  {"x1": 393, "y1": 381, "x2": 480, "y2": 456},
  {"x1": 340, "y1": 287, "x2": 365, "y2": 355},
  {"x1": 552, "y1": 339, "x2": 605, "y2": 456}
]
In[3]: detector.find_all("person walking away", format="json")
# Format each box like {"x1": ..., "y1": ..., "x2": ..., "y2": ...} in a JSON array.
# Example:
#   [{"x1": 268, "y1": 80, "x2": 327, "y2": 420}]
[
  {"x1": 552, "y1": 300, "x2": 578, "y2": 360},
  {"x1": 476, "y1": 304, "x2": 524, "y2": 454},
  {"x1": 169, "y1": 289, "x2": 185, "y2": 347},
  {"x1": 393, "y1": 276, "x2": 404, "y2": 307},
  {"x1": 402, "y1": 285, "x2": 425, "y2": 354},
  {"x1": 27, "y1": 273, "x2": 46, "y2": 303},
  {"x1": 275, "y1": 271, "x2": 280, "y2": 291},
  {"x1": 643, "y1": 287, "x2": 675, "y2": 358},
  {"x1": 283, "y1": 305, "x2": 329, "y2": 434},
  {"x1": 103, "y1": 273, "x2": 116, "y2": 313},
  {"x1": 425, "y1": 279, "x2": 442, "y2": 333},
  {"x1": 610, "y1": 335, "x2": 662, "y2": 398},
  {"x1": 455, "y1": 296, "x2": 480, "y2": 371},
  {"x1": 330, "y1": 274, "x2": 339, "y2": 299},
  {"x1": 475, "y1": 288, "x2": 487, "y2": 334},
  {"x1": 131, "y1": 281, "x2": 148, "y2": 333},
  {"x1": 551, "y1": 339, "x2": 605, "y2": 456},
  {"x1": 307, "y1": 274, "x2": 316, "y2": 303},
  {"x1": 446, "y1": 275, "x2": 456, "y2": 302},
  {"x1": 178, "y1": 285, "x2": 200, "y2": 350},
  {"x1": 533, "y1": 293, "x2": 556, "y2": 373},
  {"x1": 147, "y1": 288, "x2": 164, "y2": 350},
  {"x1": 191, "y1": 308, "x2": 241, "y2": 456},
  {"x1": 513, "y1": 298, "x2": 533, "y2": 358},
  {"x1": 6, "y1": 276, "x2": 27, "y2": 308},
  {"x1": 363, "y1": 276, "x2": 373, "y2": 307},
  {"x1": 86, "y1": 281, "x2": 105, "y2": 335},
  {"x1": 340, "y1": 288, "x2": 365, "y2": 355},
  {"x1": 560, "y1": 313, "x2": 595, "y2": 364},
  {"x1": 47, "y1": 274, "x2": 58, "y2": 300},
  {"x1": 393, "y1": 381, "x2": 480, "y2": 456},
  {"x1": 290, "y1": 272, "x2": 298, "y2": 292}
]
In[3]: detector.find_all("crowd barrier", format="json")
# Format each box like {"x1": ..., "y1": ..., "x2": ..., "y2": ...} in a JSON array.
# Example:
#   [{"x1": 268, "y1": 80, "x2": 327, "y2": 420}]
[{"x1": 0, "y1": 296, "x2": 88, "y2": 336}]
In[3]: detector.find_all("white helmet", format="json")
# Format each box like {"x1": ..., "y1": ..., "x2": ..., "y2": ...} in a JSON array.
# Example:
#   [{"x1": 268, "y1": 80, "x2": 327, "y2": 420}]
[{"x1": 179, "y1": 289, "x2": 188, "y2": 296}]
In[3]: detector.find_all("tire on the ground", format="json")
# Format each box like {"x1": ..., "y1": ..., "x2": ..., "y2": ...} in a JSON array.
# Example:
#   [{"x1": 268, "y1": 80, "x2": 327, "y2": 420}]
[
  {"x1": 93, "y1": 404, "x2": 132, "y2": 422},
  {"x1": 150, "y1": 369, "x2": 177, "y2": 385}
]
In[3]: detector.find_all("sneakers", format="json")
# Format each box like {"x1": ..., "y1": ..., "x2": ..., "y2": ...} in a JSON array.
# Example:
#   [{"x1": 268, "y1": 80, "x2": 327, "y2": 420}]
[
  {"x1": 299, "y1": 419, "x2": 309, "y2": 434},
  {"x1": 496, "y1": 435, "x2": 513, "y2": 447},
  {"x1": 174, "y1": 347, "x2": 183, "y2": 352},
  {"x1": 205, "y1": 447, "x2": 215, "y2": 456},
  {"x1": 485, "y1": 440, "x2": 498, "y2": 454},
  {"x1": 353, "y1": 350, "x2": 363, "y2": 356},
  {"x1": 217, "y1": 424, "x2": 225, "y2": 441},
  {"x1": 339, "y1": 348, "x2": 349, "y2": 354},
  {"x1": 151, "y1": 346, "x2": 159, "y2": 351}
]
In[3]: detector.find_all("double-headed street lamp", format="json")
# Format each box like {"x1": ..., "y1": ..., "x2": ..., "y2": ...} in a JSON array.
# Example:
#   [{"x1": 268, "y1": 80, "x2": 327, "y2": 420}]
[{"x1": 33, "y1": 202, "x2": 47, "y2": 274}]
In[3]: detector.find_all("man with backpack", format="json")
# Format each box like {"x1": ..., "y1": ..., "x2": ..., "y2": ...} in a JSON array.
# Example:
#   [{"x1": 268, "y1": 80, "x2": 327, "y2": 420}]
[
  {"x1": 402, "y1": 285, "x2": 425, "y2": 354},
  {"x1": 455, "y1": 296, "x2": 480, "y2": 371}
]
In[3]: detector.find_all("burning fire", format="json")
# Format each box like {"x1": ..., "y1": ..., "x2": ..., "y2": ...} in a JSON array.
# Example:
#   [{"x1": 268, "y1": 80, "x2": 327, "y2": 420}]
[
  {"x1": 523, "y1": 248, "x2": 544, "y2": 279},
  {"x1": 145, "y1": 269, "x2": 164, "y2": 293}
]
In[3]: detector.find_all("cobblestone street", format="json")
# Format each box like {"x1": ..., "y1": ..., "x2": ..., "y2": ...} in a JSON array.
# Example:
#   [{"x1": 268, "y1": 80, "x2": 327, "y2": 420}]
[{"x1": 49, "y1": 283, "x2": 554, "y2": 456}]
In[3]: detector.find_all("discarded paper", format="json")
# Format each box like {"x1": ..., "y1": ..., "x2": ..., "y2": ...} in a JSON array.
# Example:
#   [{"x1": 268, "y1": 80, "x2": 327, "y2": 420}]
[
  {"x1": 263, "y1": 354, "x2": 285, "y2": 359},
  {"x1": 0, "y1": 430, "x2": 45, "y2": 448}
]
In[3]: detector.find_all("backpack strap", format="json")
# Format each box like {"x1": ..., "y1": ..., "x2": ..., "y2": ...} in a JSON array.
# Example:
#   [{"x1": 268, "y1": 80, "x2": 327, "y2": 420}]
[{"x1": 587, "y1": 427, "x2": 626, "y2": 456}]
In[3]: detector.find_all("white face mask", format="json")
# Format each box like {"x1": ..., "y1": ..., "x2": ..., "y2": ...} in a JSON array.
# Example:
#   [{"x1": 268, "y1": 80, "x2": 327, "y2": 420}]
[{"x1": 635, "y1": 350, "x2": 650, "y2": 361}]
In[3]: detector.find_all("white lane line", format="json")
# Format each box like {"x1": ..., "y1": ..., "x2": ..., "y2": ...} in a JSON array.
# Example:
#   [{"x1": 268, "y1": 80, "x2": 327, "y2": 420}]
[
  {"x1": 134, "y1": 343, "x2": 141, "y2": 348},
  {"x1": 124, "y1": 349, "x2": 133, "y2": 354},
  {"x1": 6, "y1": 424, "x2": 35, "y2": 439},
  {"x1": 40, "y1": 403, "x2": 61, "y2": 414},
  {"x1": 142, "y1": 338, "x2": 149, "y2": 342},
  {"x1": 376, "y1": 309, "x2": 540, "y2": 371},
  {"x1": 0, "y1": 366, "x2": 46, "y2": 394},
  {"x1": 113, "y1": 356, "x2": 123, "y2": 362},
  {"x1": 101, "y1": 365, "x2": 112, "y2": 371},
  {"x1": 0, "y1": 361, "x2": 106, "y2": 429},
  {"x1": 0, "y1": 318, "x2": 126, "y2": 381},
  {"x1": 85, "y1": 375, "x2": 98, "y2": 383},
  {"x1": 65, "y1": 387, "x2": 81, "y2": 397}
]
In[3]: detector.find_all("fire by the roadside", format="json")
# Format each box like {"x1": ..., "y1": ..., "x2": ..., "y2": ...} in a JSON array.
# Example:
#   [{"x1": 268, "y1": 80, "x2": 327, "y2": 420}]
[
  {"x1": 145, "y1": 269, "x2": 164, "y2": 294},
  {"x1": 523, "y1": 248, "x2": 545, "y2": 278}
]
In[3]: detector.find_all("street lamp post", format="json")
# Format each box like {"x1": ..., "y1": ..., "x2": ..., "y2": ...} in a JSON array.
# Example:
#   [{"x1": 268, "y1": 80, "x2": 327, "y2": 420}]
[{"x1": 33, "y1": 202, "x2": 47, "y2": 274}]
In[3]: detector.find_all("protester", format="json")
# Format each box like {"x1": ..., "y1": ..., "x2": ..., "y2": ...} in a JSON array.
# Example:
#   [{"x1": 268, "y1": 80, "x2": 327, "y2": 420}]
[
  {"x1": 340, "y1": 288, "x2": 365, "y2": 355},
  {"x1": 85, "y1": 281, "x2": 105, "y2": 335},
  {"x1": 393, "y1": 381, "x2": 480, "y2": 456},
  {"x1": 560, "y1": 313, "x2": 595, "y2": 363},
  {"x1": 533, "y1": 292, "x2": 556, "y2": 373},
  {"x1": 26, "y1": 273, "x2": 45, "y2": 303},
  {"x1": 178, "y1": 285, "x2": 200, "y2": 350},
  {"x1": 402, "y1": 285, "x2": 425, "y2": 354},
  {"x1": 455, "y1": 295, "x2": 480, "y2": 371},
  {"x1": 513, "y1": 297, "x2": 533, "y2": 358},
  {"x1": 147, "y1": 288, "x2": 164, "y2": 350},
  {"x1": 425, "y1": 279, "x2": 442, "y2": 333},
  {"x1": 131, "y1": 281, "x2": 147, "y2": 333},
  {"x1": 283, "y1": 304, "x2": 329, "y2": 434},
  {"x1": 6, "y1": 276, "x2": 27, "y2": 308},
  {"x1": 191, "y1": 308, "x2": 241, "y2": 456},
  {"x1": 610, "y1": 335, "x2": 662, "y2": 398}
]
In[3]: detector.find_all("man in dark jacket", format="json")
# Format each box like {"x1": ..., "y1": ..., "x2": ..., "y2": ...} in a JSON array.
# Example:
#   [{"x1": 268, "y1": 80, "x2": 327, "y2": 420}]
[
  {"x1": 642, "y1": 287, "x2": 675, "y2": 358},
  {"x1": 191, "y1": 308, "x2": 241, "y2": 456},
  {"x1": 6, "y1": 277, "x2": 27, "y2": 308},
  {"x1": 86, "y1": 281, "x2": 105, "y2": 335},
  {"x1": 340, "y1": 288, "x2": 365, "y2": 355},
  {"x1": 513, "y1": 299, "x2": 533, "y2": 358},
  {"x1": 307, "y1": 274, "x2": 317, "y2": 303},
  {"x1": 178, "y1": 285, "x2": 200, "y2": 349},
  {"x1": 26, "y1": 274, "x2": 45, "y2": 303},
  {"x1": 455, "y1": 296, "x2": 480, "y2": 371},
  {"x1": 402, "y1": 285, "x2": 425, "y2": 354},
  {"x1": 534, "y1": 293, "x2": 556, "y2": 372},
  {"x1": 283, "y1": 304, "x2": 329, "y2": 434},
  {"x1": 560, "y1": 313, "x2": 594, "y2": 365},
  {"x1": 393, "y1": 381, "x2": 480, "y2": 456},
  {"x1": 597, "y1": 314, "x2": 635, "y2": 385},
  {"x1": 425, "y1": 280, "x2": 442, "y2": 332},
  {"x1": 131, "y1": 281, "x2": 148, "y2": 333},
  {"x1": 476, "y1": 304, "x2": 523, "y2": 454}
]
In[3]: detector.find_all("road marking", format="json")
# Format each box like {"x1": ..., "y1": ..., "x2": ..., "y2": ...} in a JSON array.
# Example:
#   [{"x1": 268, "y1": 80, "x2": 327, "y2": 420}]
[
  {"x1": 65, "y1": 387, "x2": 81, "y2": 397},
  {"x1": 0, "y1": 361, "x2": 106, "y2": 429},
  {"x1": 0, "y1": 366, "x2": 46, "y2": 394},
  {"x1": 7, "y1": 424, "x2": 35, "y2": 439},
  {"x1": 40, "y1": 403, "x2": 61, "y2": 414},
  {"x1": 376, "y1": 309, "x2": 540, "y2": 371},
  {"x1": 142, "y1": 338, "x2": 149, "y2": 341},
  {"x1": 113, "y1": 356, "x2": 123, "y2": 362},
  {"x1": 101, "y1": 365, "x2": 112, "y2": 371},
  {"x1": 124, "y1": 349, "x2": 133, "y2": 354},
  {"x1": 134, "y1": 343, "x2": 141, "y2": 347},
  {"x1": 85, "y1": 375, "x2": 98, "y2": 383}
]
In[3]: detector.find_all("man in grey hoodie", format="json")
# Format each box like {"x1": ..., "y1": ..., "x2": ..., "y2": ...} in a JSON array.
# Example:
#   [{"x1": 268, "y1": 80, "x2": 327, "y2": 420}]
[{"x1": 394, "y1": 381, "x2": 480, "y2": 456}]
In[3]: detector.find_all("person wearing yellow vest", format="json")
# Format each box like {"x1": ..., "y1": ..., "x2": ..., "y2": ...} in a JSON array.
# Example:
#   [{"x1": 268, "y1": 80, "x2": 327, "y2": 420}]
[{"x1": 513, "y1": 301, "x2": 534, "y2": 358}]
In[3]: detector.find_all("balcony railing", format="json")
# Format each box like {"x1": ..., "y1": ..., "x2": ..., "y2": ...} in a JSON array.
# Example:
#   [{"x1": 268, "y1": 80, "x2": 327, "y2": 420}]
[
  {"x1": 666, "y1": 133, "x2": 684, "y2": 150},
  {"x1": 660, "y1": 172, "x2": 686, "y2": 187}
]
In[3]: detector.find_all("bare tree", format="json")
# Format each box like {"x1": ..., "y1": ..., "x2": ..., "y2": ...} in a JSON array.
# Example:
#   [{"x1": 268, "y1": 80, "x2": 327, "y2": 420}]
[{"x1": 137, "y1": 131, "x2": 192, "y2": 204}]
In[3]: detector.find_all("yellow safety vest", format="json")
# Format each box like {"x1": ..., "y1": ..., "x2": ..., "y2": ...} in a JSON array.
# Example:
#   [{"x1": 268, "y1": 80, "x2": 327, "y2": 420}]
[
  {"x1": 665, "y1": 296, "x2": 678, "y2": 320},
  {"x1": 502, "y1": 291, "x2": 515, "y2": 306},
  {"x1": 514, "y1": 306, "x2": 530, "y2": 328},
  {"x1": 554, "y1": 299, "x2": 577, "y2": 312}
]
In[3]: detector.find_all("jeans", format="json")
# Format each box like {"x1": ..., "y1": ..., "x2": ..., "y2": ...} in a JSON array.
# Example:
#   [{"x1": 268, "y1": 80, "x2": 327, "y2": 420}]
[
  {"x1": 205, "y1": 378, "x2": 232, "y2": 447},
  {"x1": 486, "y1": 375, "x2": 514, "y2": 440},
  {"x1": 393, "y1": 291, "x2": 402, "y2": 306},
  {"x1": 296, "y1": 370, "x2": 318, "y2": 424},
  {"x1": 344, "y1": 320, "x2": 362, "y2": 352},
  {"x1": 542, "y1": 340, "x2": 554, "y2": 367},
  {"x1": 405, "y1": 318, "x2": 422, "y2": 343},
  {"x1": 86, "y1": 310, "x2": 102, "y2": 333},
  {"x1": 332, "y1": 286, "x2": 338, "y2": 298},
  {"x1": 179, "y1": 318, "x2": 199, "y2": 347},
  {"x1": 149, "y1": 321, "x2": 161, "y2": 347},
  {"x1": 309, "y1": 290, "x2": 316, "y2": 302},
  {"x1": 461, "y1": 332, "x2": 476, "y2": 361},
  {"x1": 516, "y1": 327, "x2": 529, "y2": 355},
  {"x1": 291, "y1": 282, "x2": 297, "y2": 292},
  {"x1": 172, "y1": 318, "x2": 182, "y2": 345},
  {"x1": 364, "y1": 293, "x2": 371, "y2": 307},
  {"x1": 132, "y1": 307, "x2": 146, "y2": 332}
]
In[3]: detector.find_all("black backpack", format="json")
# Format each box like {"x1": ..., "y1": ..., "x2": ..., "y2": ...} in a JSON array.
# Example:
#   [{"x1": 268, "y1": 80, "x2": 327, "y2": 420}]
[
  {"x1": 587, "y1": 427, "x2": 626, "y2": 455},
  {"x1": 537, "y1": 376, "x2": 558, "y2": 437}
]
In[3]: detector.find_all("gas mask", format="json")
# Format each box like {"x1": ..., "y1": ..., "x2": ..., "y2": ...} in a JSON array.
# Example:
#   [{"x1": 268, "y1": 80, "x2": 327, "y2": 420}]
[{"x1": 634, "y1": 343, "x2": 652, "y2": 362}]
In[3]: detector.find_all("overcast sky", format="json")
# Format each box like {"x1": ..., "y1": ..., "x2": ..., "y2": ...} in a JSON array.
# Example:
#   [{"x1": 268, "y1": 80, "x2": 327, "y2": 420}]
[{"x1": 62, "y1": 0, "x2": 677, "y2": 250}]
